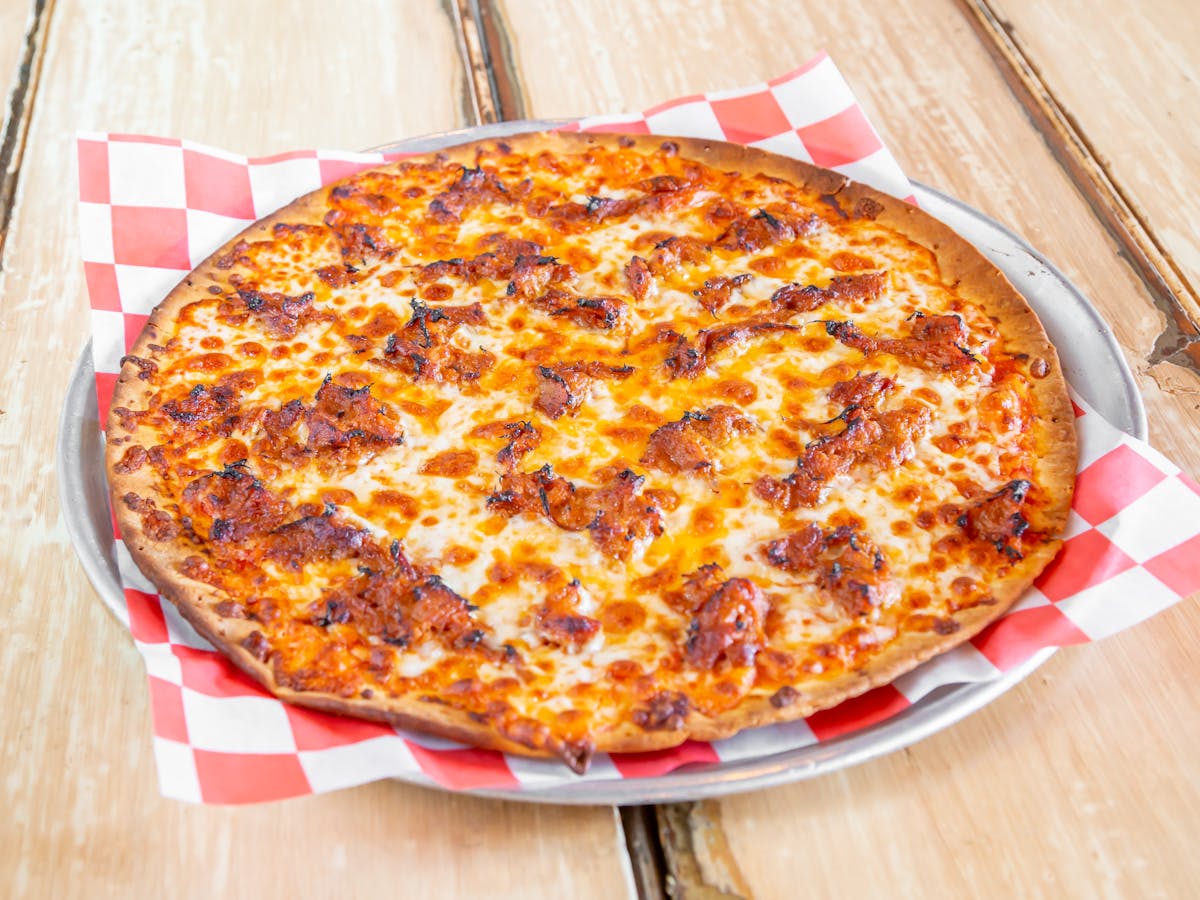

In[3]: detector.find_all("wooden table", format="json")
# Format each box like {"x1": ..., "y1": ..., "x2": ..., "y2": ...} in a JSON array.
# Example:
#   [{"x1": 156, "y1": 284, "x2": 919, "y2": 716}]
[{"x1": 2, "y1": 1, "x2": 1196, "y2": 896}]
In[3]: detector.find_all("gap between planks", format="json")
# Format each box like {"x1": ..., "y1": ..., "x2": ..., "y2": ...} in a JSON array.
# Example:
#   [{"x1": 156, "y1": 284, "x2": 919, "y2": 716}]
[
  {"x1": 958, "y1": 0, "x2": 1200, "y2": 374},
  {"x1": 0, "y1": 0, "x2": 53, "y2": 265},
  {"x1": 451, "y1": 0, "x2": 527, "y2": 124}
]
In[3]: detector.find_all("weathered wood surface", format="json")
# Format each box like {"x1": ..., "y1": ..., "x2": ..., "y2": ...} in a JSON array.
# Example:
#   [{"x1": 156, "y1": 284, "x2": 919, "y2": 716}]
[
  {"x1": 0, "y1": 2, "x2": 634, "y2": 898},
  {"x1": 989, "y1": 0, "x2": 1200, "y2": 324},
  {"x1": 5, "y1": 0, "x2": 1198, "y2": 895}
]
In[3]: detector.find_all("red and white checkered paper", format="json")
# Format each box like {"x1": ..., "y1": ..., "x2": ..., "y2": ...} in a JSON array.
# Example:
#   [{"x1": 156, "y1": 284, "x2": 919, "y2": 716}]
[{"x1": 78, "y1": 53, "x2": 1200, "y2": 804}]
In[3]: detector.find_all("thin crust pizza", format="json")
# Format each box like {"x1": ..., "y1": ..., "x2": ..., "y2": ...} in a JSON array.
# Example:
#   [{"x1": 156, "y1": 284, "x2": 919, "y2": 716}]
[{"x1": 105, "y1": 132, "x2": 1076, "y2": 771}]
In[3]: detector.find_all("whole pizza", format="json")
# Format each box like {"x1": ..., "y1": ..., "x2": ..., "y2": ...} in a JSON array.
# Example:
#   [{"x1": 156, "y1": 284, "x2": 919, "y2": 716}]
[{"x1": 106, "y1": 132, "x2": 1077, "y2": 772}]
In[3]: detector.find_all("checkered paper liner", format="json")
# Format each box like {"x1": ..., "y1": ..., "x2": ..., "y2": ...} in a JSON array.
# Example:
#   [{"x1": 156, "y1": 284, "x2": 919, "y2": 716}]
[{"x1": 77, "y1": 54, "x2": 1200, "y2": 804}]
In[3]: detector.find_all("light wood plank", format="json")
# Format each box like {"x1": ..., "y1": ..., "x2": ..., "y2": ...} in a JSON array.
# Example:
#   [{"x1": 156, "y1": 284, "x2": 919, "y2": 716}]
[
  {"x1": 495, "y1": 0, "x2": 1200, "y2": 895},
  {"x1": 0, "y1": 2, "x2": 633, "y2": 898},
  {"x1": 989, "y1": 0, "x2": 1200, "y2": 324}
]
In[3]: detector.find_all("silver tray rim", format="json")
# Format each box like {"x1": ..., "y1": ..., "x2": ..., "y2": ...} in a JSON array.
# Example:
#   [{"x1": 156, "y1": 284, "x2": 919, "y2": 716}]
[{"x1": 58, "y1": 121, "x2": 1146, "y2": 806}]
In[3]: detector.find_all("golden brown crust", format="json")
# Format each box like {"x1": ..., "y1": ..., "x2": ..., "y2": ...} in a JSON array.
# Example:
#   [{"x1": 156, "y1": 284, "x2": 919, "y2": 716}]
[{"x1": 106, "y1": 130, "x2": 1077, "y2": 764}]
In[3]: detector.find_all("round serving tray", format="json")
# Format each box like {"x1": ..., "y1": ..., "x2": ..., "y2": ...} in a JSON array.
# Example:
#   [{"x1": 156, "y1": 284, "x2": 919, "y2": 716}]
[{"x1": 59, "y1": 121, "x2": 1145, "y2": 805}]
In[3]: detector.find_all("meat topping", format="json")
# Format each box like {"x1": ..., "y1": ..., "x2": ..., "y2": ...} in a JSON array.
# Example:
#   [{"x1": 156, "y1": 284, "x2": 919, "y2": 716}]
[
  {"x1": 827, "y1": 371, "x2": 895, "y2": 409},
  {"x1": 306, "y1": 377, "x2": 405, "y2": 453},
  {"x1": 624, "y1": 255, "x2": 654, "y2": 302},
  {"x1": 400, "y1": 299, "x2": 487, "y2": 349},
  {"x1": 535, "y1": 580, "x2": 601, "y2": 650},
  {"x1": 641, "y1": 405, "x2": 755, "y2": 478},
  {"x1": 714, "y1": 208, "x2": 820, "y2": 253},
  {"x1": 633, "y1": 691, "x2": 691, "y2": 731},
  {"x1": 665, "y1": 316, "x2": 799, "y2": 379},
  {"x1": 958, "y1": 480, "x2": 1033, "y2": 558},
  {"x1": 755, "y1": 400, "x2": 931, "y2": 510},
  {"x1": 826, "y1": 315, "x2": 977, "y2": 373},
  {"x1": 428, "y1": 165, "x2": 511, "y2": 223},
  {"x1": 264, "y1": 511, "x2": 371, "y2": 571},
  {"x1": 317, "y1": 565, "x2": 481, "y2": 651},
  {"x1": 532, "y1": 361, "x2": 635, "y2": 419},
  {"x1": 230, "y1": 289, "x2": 321, "y2": 339},
  {"x1": 765, "y1": 524, "x2": 891, "y2": 616},
  {"x1": 692, "y1": 273, "x2": 753, "y2": 315},
  {"x1": 418, "y1": 237, "x2": 543, "y2": 284},
  {"x1": 531, "y1": 288, "x2": 626, "y2": 330},
  {"x1": 377, "y1": 333, "x2": 495, "y2": 385},
  {"x1": 771, "y1": 272, "x2": 887, "y2": 314},
  {"x1": 160, "y1": 383, "x2": 238, "y2": 428},
  {"x1": 675, "y1": 564, "x2": 768, "y2": 670},
  {"x1": 507, "y1": 254, "x2": 576, "y2": 299},
  {"x1": 121, "y1": 492, "x2": 180, "y2": 542},
  {"x1": 497, "y1": 421, "x2": 541, "y2": 469},
  {"x1": 179, "y1": 464, "x2": 286, "y2": 542},
  {"x1": 647, "y1": 235, "x2": 710, "y2": 275},
  {"x1": 488, "y1": 466, "x2": 664, "y2": 560}
]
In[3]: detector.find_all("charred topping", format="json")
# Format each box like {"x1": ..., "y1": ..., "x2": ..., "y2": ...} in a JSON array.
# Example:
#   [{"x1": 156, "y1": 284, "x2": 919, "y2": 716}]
[
  {"x1": 765, "y1": 524, "x2": 891, "y2": 617},
  {"x1": 488, "y1": 466, "x2": 663, "y2": 560},
  {"x1": 120, "y1": 355, "x2": 158, "y2": 380},
  {"x1": 692, "y1": 273, "x2": 753, "y2": 315},
  {"x1": 407, "y1": 299, "x2": 448, "y2": 348},
  {"x1": 755, "y1": 397, "x2": 930, "y2": 510},
  {"x1": 715, "y1": 208, "x2": 820, "y2": 253},
  {"x1": 535, "y1": 580, "x2": 601, "y2": 650},
  {"x1": 770, "y1": 686, "x2": 800, "y2": 708},
  {"x1": 532, "y1": 361, "x2": 635, "y2": 419},
  {"x1": 121, "y1": 492, "x2": 179, "y2": 542},
  {"x1": 426, "y1": 164, "x2": 510, "y2": 223},
  {"x1": 666, "y1": 315, "x2": 799, "y2": 379},
  {"x1": 825, "y1": 314, "x2": 977, "y2": 372},
  {"x1": 496, "y1": 421, "x2": 541, "y2": 469},
  {"x1": 230, "y1": 288, "x2": 320, "y2": 338},
  {"x1": 179, "y1": 466, "x2": 286, "y2": 544},
  {"x1": 625, "y1": 255, "x2": 654, "y2": 302},
  {"x1": 771, "y1": 272, "x2": 887, "y2": 314},
  {"x1": 673, "y1": 564, "x2": 768, "y2": 670},
  {"x1": 819, "y1": 192, "x2": 849, "y2": 219},
  {"x1": 641, "y1": 405, "x2": 755, "y2": 478},
  {"x1": 633, "y1": 691, "x2": 691, "y2": 731},
  {"x1": 376, "y1": 305, "x2": 495, "y2": 386},
  {"x1": 265, "y1": 514, "x2": 370, "y2": 571},
  {"x1": 531, "y1": 288, "x2": 626, "y2": 330},
  {"x1": 646, "y1": 234, "x2": 711, "y2": 276},
  {"x1": 507, "y1": 254, "x2": 575, "y2": 299},
  {"x1": 957, "y1": 480, "x2": 1034, "y2": 559},
  {"x1": 160, "y1": 382, "x2": 237, "y2": 427}
]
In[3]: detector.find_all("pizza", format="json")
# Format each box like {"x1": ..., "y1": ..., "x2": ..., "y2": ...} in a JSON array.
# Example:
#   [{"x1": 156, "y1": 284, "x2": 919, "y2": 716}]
[{"x1": 105, "y1": 131, "x2": 1076, "y2": 772}]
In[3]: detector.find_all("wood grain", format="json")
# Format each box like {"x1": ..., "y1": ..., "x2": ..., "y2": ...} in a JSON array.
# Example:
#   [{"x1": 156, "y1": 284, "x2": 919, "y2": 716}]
[
  {"x1": 713, "y1": 602, "x2": 1200, "y2": 898},
  {"x1": 986, "y1": 0, "x2": 1200, "y2": 320},
  {"x1": 493, "y1": 0, "x2": 1200, "y2": 895},
  {"x1": 960, "y1": 0, "x2": 1200, "y2": 386},
  {"x1": 0, "y1": 2, "x2": 634, "y2": 898}
]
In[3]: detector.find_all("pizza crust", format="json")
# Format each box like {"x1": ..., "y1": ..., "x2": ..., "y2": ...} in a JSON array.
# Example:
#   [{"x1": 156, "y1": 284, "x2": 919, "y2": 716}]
[{"x1": 106, "y1": 130, "x2": 1077, "y2": 767}]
